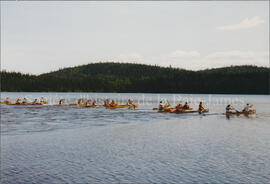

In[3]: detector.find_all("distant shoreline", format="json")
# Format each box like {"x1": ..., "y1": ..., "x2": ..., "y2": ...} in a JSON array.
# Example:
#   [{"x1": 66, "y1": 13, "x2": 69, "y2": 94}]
[{"x1": 1, "y1": 62, "x2": 269, "y2": 94}]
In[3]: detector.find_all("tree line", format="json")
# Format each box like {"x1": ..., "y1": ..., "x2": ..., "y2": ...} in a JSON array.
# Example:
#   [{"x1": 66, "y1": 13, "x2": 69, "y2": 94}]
[{"x1": 1, "y1": 62, "x2": 269, "y2": 94}]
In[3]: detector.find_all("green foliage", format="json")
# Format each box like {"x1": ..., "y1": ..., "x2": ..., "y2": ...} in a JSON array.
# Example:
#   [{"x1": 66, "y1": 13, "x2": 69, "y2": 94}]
[{"x1": 1, "y1": 63, "x2": 269, "y2": 94}]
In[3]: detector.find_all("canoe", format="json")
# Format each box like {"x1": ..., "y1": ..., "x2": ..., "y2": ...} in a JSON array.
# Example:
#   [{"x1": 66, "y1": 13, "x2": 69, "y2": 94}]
[
  {"x1": 157, "y1": 109, "x2": 171, "y2": 113},
  {"x1": 225, "y1": 109, "x2": 256, "y2": 115},
  {"x1": 128, "y1": 104, "x2": 138, "y2": 109},
  {"x1": 68, "y1": 104, "x2": 80, "y2": 106},
  {"x1": 153, "y1": 107, "x2": 193, "y2": 111},
  {"x1": 171, "y1": 108, "x2": 209, "y2": 114},
  {"x1": 156, "y1": 107, "x2": 193, "y2": 112},
  {"x1": 244, "y1": 109, "x2": 256, "y2": 114},
  {"x1": 106, "y1": 105, "x2": 128, "y2": 109},
  {"x1": 153, "y1": 106, "x2": 174, "y2": 110},
  {"x1": 198, "y1": 109, "x2": 209, "y2": 113},
  {"x1": 84, "y1": 105, "x2": 100, "y2": 108},
  {"x1": 170, "y1": 108, "x2": 193, "y2": 112},
  {"x1": 68, "y1": 103, "x2": 93, "y2": 107},
  {"x1": 8, "y1": 103, "x2": 43, "y2": 106},
  {"x1": 0, "y1": 101, "x2": 12, "y2": 104},
  {"x1": 106, "y1": 104, "x2": 138, "y2": 109}
]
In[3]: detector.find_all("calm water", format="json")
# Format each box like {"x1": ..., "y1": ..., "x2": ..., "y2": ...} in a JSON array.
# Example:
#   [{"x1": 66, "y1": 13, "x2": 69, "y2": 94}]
[{"x1": 1, "y1": 92, "x2": 270, "y2": 184}]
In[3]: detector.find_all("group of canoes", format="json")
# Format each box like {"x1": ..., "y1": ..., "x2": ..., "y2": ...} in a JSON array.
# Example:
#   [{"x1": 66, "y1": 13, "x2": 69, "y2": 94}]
[
  {"x1": 0, "y1": 97, "x2": 138, "y2": 109},
  {"x1": 1, "y1": 97, "x2": 256, "y2": 115},
  {"x1": 153, "y1": 101, "x2": 256, "y2": 115},
  {"x1": 153, "y1": 101, "x2": 209, "y2": 114},
  {"x1": 225, "y1": 104, "x2": 256, "y2": 115},
  {"x1": 0, "y1": 97, "x2": 48, "y2": 105},
  {"x1": 56, "y1": 98, "x2": 138, "y2": 109}
]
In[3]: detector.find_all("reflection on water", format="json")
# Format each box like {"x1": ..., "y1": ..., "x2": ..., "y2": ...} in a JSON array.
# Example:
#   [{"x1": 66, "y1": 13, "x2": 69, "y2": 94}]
[{"x1": 1, "y1": 92, "x2": 270, "y2": 184}]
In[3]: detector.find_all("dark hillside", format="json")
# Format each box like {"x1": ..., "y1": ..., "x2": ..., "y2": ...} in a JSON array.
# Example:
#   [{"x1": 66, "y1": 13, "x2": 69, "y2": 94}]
[{"x1": 1, "y1": 63, "x2": 269, "y2": 94}]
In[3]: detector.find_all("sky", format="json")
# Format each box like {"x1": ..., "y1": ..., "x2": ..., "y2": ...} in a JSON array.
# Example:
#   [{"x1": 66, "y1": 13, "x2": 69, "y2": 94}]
[{"x1": 1, "y1": 1, "x2": 269, "y2": 74}]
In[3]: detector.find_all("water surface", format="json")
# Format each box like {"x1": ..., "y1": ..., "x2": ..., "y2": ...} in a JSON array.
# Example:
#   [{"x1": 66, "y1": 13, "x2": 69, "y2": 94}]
[{"x1": 1, "y1": 92, "x2": 270, "y2": 183}]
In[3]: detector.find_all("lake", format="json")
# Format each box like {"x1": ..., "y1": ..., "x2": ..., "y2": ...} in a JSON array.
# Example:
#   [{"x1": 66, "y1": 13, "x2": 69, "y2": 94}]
[{"x1": 1, "y1": 92, "x2": 270, "y2": 183}]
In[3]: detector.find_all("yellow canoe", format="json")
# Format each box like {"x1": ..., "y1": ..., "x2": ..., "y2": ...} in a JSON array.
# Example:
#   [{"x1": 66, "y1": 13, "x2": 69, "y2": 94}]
[
  {"x1": 157, "y1": 109, "x2": 171, "y2": 113},
  {"x1": 154, "y1": 107, "x2": 193, "y2": 111},
  {"x1": 156, "y1": 107, "x2": 193, "y2": 113},
  {"x1": 0, "y1": 101, "x2": 12, "y2": 104},
  {"x1": 84, "y1": 105, "x2": 104, "y2": 108},
  {"x1": 53, "y1": 104, "x2": 69, "y2": 106},
  {"x1": 106, "y1": 104, "x2": 138, "y2": 109},
  {"x1": 68, "y1": 104, "x2": 80, "y2": 106},
  {"x1": 168, "y1": 108, "x2": 209, "y2": 114},
  {"x1": 8, "y1": 103, "x2": 44, "y2": 106}
]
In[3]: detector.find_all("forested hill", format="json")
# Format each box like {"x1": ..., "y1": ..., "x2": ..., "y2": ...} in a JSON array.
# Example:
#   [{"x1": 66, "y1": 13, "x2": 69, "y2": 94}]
[{"x1": 1, "y1": 63, "x2": 269, "y2": 94}]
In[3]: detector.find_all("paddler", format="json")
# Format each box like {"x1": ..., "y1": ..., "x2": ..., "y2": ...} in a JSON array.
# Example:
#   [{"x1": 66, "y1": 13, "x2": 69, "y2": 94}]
[
  {"x1": 22, "y1": 98, "x2": 28, "y2": 104},
  {"x1": 242, "y1": 103, "x2": 252, "y2": 112},
  {"x1": 175, "y1": 103, "x2": 183, "y2": 112},
  {"x1": 183, "y1": 102, "x2": 190, "y2": 109},
  {"x1": 164, "y1": 102, "x2": 170, "y2": 110},
  {"x1": 158, "y1": 101, "x2": 163, "y2": 110},
  {"x1": 78, "y1": 98, "x2": 83, "y2": 105},
  {"x1": 40, "y1": 97, "x2": 47, "y2": 104},
  {"x1": 92, "y1": 100, "x2": 97, "y2": 106},
  {"x1": 3, "y1": 97, "x2": 11, "y2": 104},
  {"x1": 226, "y1": 105, "x2": 233, "y2": 113},
  {"x1": 59, "y1": 99, "x2": 65, "y2": 105},
  {"x1": 33, "y1": 99, "x2": 39, "y2": 104},
  {"x1": 85, "y1": 100, "x2": 91, "y2": 106},
  {"x1": 127, "y1": 99, "x2": 133, "y2": 105},
  {"x1": 127, "y1": 99, "x2": 136, "y2": 108},
  {"x1": 15, "y1": 98, "x2": 22, "y2": 104},
  {"x1": 198, "y1": 102, "x2": 205, "y2": 111},
  {"x1": 104, "y1": 99, "x2": 109, "y2": 107},
  {"x1": 176, "y1": 103, "x2": 182, "y2": 109},
  {"x1": 110, "y1": 100, "x2": 117, "y2": 107}
]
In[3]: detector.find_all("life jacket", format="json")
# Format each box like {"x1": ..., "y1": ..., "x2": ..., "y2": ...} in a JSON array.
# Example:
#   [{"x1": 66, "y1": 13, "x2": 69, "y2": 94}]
[
  {"x1": 183, "y1": 104, "x2": 189, "y2": 109},
  {"x1": 226, "y1": 107, "x2": 231, "y2": 112}
]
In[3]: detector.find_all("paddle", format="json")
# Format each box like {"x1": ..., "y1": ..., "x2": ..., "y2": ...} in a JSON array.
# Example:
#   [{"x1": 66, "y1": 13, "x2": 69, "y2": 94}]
[{"x1": 231, "y1": 106, "x2": 240, "y2": 113}]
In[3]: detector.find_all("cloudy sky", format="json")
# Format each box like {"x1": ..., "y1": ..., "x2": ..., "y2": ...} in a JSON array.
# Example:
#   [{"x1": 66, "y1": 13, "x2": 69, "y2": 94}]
[{"x1": 1, "y1": 1, "x2": 269, "y2": 74}]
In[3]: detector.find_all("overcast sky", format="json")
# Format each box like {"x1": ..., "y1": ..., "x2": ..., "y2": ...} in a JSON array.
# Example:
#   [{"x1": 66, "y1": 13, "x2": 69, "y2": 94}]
[{"x1": 1, "y1": 1, "x2": 269, "y2": 74}]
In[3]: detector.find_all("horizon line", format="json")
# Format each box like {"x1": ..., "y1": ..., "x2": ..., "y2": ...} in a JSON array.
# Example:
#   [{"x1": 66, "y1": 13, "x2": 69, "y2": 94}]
[{"x1": 1, "y1": 62, "x2": 268, "y2": 76}]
